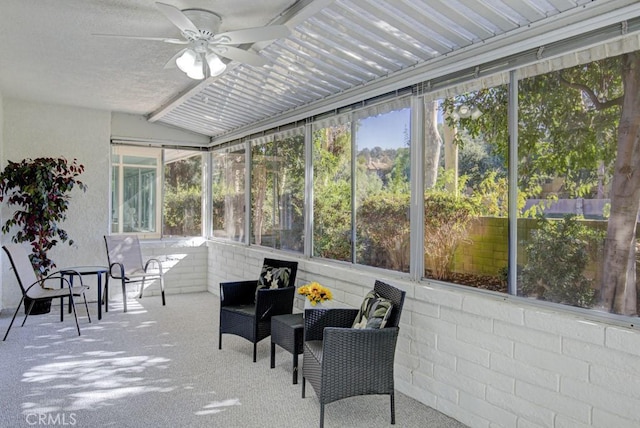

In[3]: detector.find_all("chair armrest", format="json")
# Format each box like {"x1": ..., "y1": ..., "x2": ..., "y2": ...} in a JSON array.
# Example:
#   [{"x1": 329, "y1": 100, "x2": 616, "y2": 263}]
[
  {"x1": 24, "y1": 275, "x2": 76, "y2": 298},
  {"x1": 50, "y1": 270, "x2": 86, "y2": 288},
  {"x1": 144, "y1": 258, "x2": 164, "y2": 276},
  {"x1": 220, "y1": 280, "x2": 259, "y2": 307},
  {"x1": 321, "y1": 327, "x2": 400, "y2": 387},
  {"x1": 108, "y1": 262, "x2": 126, "y2": 280},
  {"x1": 304, "y1": 308, "x2": 359, "y2": 341},
  {"x1": 255, "y1": 286, "x2": 295, "y2": 320}
]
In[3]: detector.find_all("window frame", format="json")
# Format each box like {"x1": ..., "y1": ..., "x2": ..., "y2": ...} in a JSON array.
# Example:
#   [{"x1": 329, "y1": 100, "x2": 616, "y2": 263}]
[
  {"x1": 110, "y1": 145, "x2": 162, "y2": 239},
  {"x1": 205, "y1": 32, "x2": 640, "y2": 323}
]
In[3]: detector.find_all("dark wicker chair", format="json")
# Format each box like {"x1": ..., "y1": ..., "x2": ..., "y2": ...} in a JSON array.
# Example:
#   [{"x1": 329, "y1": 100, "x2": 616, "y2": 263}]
[
  {"x1": 218, "y1": 258, "x2": 298, "y2": 362},
  {"x1": 302, "y1": 280, "x2": 406, "y2": 428}
]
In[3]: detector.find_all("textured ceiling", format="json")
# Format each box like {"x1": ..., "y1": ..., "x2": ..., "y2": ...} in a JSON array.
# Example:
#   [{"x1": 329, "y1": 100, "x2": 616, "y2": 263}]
[
  {"x1": 0, "y1": 0, "x2": 296, "y2": 115},
  {"x1": 1, "y1": 0, "x2": 640, "y2": 145}
]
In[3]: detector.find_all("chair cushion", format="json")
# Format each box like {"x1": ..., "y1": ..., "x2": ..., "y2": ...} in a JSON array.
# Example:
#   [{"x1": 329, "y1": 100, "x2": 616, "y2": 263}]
[
  {"x1": 223, "y1": 304, "x2": 256, "y2": 317},
  {"x1": 254, "y1": 265, "x2": 292, "y2": 302},
  {"x1": 352, "y1": 290, "x2": 393, "y2": 329}
]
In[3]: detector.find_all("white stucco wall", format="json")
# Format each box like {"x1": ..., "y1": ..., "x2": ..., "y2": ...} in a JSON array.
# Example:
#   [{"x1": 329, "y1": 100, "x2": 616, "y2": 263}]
[
  {"x1": 207, "y1": 242, "x2": 640, "y2": 428},
  {"x1": 0, "y1": 89, "x2": 4, "y2": 310},
  {"x1": 0, "y1": 100, "x2": 211, "y2": 310},
  {"x1": 1, "y1": 98, "x2": 111, "y2": 308}
]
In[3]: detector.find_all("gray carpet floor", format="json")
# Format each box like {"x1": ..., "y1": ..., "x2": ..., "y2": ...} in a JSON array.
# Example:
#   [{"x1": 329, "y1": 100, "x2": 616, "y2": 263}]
[{"x1": 0, "y1": 291, "x2": 466, "y2": 428}]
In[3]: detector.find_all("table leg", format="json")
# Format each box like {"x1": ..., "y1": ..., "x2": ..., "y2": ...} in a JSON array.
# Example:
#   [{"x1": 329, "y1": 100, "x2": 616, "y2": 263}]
[
  {"x1": 97, "y1": 272, "x2": 102, "y2": 320},
  {"x1": 68, "y1": 274, "x2": 74, "y2": 314},
  {"x1": 270, "y1": 342, "x2": 276, "y2": 369},
  {"x1": 60, "y1": 276, "x2": 65, "y2": 322},
  {"x1": 293, "y1": 353, "x2": 299, "y2": 384}
]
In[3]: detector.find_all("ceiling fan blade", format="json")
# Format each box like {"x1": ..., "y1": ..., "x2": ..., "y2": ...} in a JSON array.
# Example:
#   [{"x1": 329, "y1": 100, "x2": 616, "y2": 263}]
[
  {"x1": 211, "y1": 46, "x2": 269, "y2": 67},
  {"x1": 164, "y1": 48, "x2": 189, "y2": 69},
  {"x1": 93, "y1": 34, "x2": 188, "y2": 44},
  {"x1": 156, "y1": 2, "x2": 199, "y2": 35},
  {"x1": 213, "y1": 25, "x2": 290, "y2": 45}
]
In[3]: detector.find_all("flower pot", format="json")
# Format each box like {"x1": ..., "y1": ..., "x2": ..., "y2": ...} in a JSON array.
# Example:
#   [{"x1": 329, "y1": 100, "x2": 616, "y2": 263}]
[
  {"x1": 304, "y1": 299, "x2": 325, "y2": 310},
  {"x1": 24, "y1": 296, "x2": 52, "y2": 315},
  {"x1": 304, "y1": 299, "x2": 326, "y2": 317}
]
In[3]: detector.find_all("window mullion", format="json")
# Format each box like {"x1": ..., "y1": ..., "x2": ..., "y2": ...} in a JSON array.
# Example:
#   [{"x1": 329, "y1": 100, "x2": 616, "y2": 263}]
[
  {"x1": 304, "y1": 123, "x2": 313, "y2": 257},
  {"x1": 350, "y1": 119, "x2": 357, "y2": 265},
  {"x1": 244, "y1": 140, "x2": 251, "y2": 245},
  {"x1": 508, "y1": 70, "x2": 519, "y2": 296},
  {"x1": 410, "y1": 95, "x2": 425, "y2": 281}
]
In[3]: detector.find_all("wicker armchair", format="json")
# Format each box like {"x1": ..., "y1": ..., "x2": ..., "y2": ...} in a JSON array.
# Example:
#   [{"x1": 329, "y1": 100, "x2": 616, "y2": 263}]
[
  {"x1": 218, "y1": 258, "x2": 298, "y2": 362},
  {"x1": 302, "y1": 280, "x2": 406, "y2": 428}
]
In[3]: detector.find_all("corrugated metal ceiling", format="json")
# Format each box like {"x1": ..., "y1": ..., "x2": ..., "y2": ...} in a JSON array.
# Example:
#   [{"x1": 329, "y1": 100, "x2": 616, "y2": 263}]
[{"x1": 150, "y1": 0, "x2": 635, "y2": 143}]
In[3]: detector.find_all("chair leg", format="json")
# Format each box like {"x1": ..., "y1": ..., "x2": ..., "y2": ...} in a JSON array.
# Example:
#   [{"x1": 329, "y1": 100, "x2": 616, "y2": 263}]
[
  {"x1": 320, "y1": 403, "x2": 325, "y2": 428},
  {"x1": 390, "y1": 391, "x2": 396, "y2": 425},
  {"x1": 253, "y1": 343, "x2": 257, "y2": 362},
  {"x1": 21, "y1": 299, "x2": 35, "y2": 327},
  {"x1": 301, "y1": 377, "x2": 306, "y2": 398},
  {"x1": 138, "y1": 278, "x2": 145, "y2": 299},
  {"x1": 160, "y1": 277, "x2": 166, "y2": 306},
  {"x1": 122, "y1": 279, "x2": 128, "y2": 313},
  {"x1": 69, "y1": 294, "x2": 81, "y2": 336},
  {"x1": 104, "y1": 274, "x2": 109, "y2": 313},
  {"x1": 218, "y1": 331, "x2": 222, "y2": 350},
  {"x1": 270, "y1": 342, "x2": 275, "y2": 369},
  {"x1": 83, "y1": 293, "x2": 92, "y2": 323},
  {"x1": 3, "y1": 298, "x2": 24, "y2": 341}
]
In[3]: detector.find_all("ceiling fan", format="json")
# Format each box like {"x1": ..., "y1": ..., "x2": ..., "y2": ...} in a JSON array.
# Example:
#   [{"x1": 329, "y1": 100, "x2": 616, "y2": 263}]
[{"x1": 95, "y1": 2, "x2": 290, "y2": 80}]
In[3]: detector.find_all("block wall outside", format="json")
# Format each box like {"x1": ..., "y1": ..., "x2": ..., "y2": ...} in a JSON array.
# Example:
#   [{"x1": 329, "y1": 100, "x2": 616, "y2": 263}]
[
  {"x1": 452, "y1": 217, "x2": 610, "y2": 280},
  {"x1": 208, "y1": 240, "x2": 640, "y2": 428},
  {"x1": 453, "y1": 216, "x2": 509, "y2": 277}
]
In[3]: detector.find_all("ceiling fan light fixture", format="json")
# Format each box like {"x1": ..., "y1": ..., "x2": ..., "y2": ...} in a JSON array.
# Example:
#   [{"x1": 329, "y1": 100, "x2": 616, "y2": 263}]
[
  {"x1": 176, "y1": 49, "x2": 197, "y2": 73},
  {"x1": 186, "y1": 56, "x2": 205, "y2": 80},
  {"x1": 206, "y1": 53, "x2": 226, "y2": 77},
  {"x1": 103, "y1": 3, "x2": 286, "y2": 79}
]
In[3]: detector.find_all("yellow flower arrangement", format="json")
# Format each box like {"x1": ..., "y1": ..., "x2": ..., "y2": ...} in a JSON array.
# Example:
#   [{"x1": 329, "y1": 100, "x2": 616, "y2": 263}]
[{"x1": 298, "y1": 282, "x2": 333, "y2": 306}]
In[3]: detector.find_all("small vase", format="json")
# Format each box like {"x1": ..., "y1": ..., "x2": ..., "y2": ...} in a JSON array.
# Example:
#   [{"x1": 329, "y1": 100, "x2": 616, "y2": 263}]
[{"x1": 303, "y1": 299, "x2": 324, "y2": 317}]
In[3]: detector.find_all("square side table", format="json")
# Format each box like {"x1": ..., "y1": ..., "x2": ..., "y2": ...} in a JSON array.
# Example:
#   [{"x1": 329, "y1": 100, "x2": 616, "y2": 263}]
[{"x1": 271, "y1": 313, "x2": 304, "y2": 384}]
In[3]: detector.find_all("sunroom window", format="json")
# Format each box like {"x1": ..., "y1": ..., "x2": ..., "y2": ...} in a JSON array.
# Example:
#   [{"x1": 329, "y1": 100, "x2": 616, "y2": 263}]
[
  {"x1": 250, "y1": 129, "x2": 305, "y2": 252},
  {"x1": 111, "y1": 146, "x2": 203, "y2": 238},
  {"x1": 211, "y1": 143, "x2": 246, "y2": 242},
  {"x1": 111, "y1": 146, "x2": 161, "y2": 238}
]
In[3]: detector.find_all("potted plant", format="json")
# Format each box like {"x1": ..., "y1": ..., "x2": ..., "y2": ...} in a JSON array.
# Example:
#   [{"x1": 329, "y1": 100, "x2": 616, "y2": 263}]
[{"x1": 0, "y1": 157, "x2": 87, "y2": 314}]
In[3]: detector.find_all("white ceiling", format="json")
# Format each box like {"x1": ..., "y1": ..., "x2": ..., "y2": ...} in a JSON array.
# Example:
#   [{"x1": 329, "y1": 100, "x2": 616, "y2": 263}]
[
  {"x1": 1, "y1": 0, "x2": 640, "y2": 144},
  {"x1": 0, "y1": 0, "x2": 296, "y2": 114}
]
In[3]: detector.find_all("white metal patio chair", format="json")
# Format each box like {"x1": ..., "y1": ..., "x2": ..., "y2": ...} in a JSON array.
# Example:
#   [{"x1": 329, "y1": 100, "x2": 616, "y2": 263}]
[
  {"x1": 104, "y1": 235, "x2": 165, "y2": 312},
  {"x1": 2, "y1": 244, "x2": 91, "y2": 341}
]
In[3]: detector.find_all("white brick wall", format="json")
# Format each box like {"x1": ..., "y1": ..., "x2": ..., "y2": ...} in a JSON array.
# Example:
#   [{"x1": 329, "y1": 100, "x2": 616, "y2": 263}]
[
  {"x1": 107, "y1": 238, "x2": 208, "y2": 301},
  {"x1": 207, "y1": 241, "x2": 640, "y2": 428}
]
